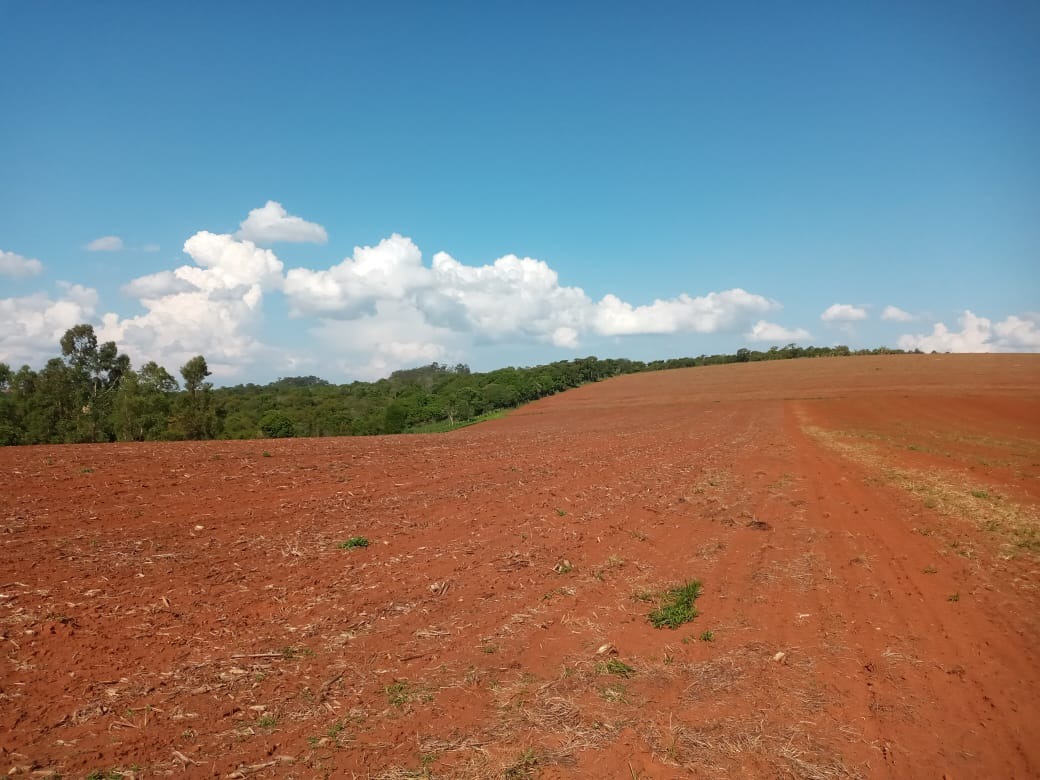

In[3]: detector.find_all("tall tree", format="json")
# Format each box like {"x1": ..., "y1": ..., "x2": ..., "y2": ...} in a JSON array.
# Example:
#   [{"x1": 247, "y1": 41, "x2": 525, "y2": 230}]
[
  {"x1": 32, "y1": 359, "x2": 78, "y2": 442},
  {"x1": 178, "y1": 355, "x2": 215, "y2": 439},
  {"x1": 180, "y1": 355, "x2": 211, "y2": 395},
  {"x1": 112, "y1": 362, "x2": 180, "y2": 441},
  {"x1": 0, "y1": 363, "x2": 16, "y2": 444},
  {"x1": 59, "y1": 324, "x2": 130, "y2": 441}
]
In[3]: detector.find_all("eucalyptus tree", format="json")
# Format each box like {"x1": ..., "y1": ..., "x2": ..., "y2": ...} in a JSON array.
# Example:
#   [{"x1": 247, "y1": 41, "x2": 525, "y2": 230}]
[
  {"x1": 113, "y1": 361, "x2": 180, "y2": 440},
  {"x1": 178, "y1": 355, "x2": 215, "y2": 439},
  {"x1": 59, "y1": 324, "x2": 131, "y2": 441}
]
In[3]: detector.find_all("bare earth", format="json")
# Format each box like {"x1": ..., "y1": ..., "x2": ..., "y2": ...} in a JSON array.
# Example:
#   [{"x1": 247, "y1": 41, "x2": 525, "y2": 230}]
[{"x1": 2, "y1": 354, "x2": 1039, "y2": 779}]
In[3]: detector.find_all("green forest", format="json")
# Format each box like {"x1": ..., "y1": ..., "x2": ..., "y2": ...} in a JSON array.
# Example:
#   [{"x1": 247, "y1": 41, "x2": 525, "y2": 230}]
[{"x1": 0, "y1": 324, "x2": 911, "y2": 445}]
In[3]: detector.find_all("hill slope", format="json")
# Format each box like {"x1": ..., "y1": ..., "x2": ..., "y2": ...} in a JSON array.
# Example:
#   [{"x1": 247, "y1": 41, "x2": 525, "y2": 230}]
[{"x1": 1, "y1": 354, "x2": 1038, "y2": 778}]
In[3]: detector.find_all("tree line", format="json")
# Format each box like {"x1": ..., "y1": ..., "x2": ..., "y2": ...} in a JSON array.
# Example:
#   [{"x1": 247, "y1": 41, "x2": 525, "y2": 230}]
[{"x1": 0, "y1": 324, "x2": 910, "y2": 445}]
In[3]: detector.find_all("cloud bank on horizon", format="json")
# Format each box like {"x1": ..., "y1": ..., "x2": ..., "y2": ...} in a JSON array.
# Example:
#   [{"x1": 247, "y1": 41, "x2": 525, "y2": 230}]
[{"x1": 2, "y1": 201, "x2": 1038, "y2": 381}]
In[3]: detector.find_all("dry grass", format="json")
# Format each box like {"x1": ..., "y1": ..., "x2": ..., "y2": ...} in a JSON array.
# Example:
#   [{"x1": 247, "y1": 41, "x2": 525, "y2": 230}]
[
  {"x1": 753, "y1": 550, "x2": 835, "y2": 592},
  {"x1": 804, "y1": 426, "x2": 1040, "y2": 556},
  {"x1": 649, "y1": 716, "x2": 862, "y2": 779},
  {"x1": 679, "y1": 642, "x2": 774, "y2": 702},
  {"x1": 461, "y1": 640, "x2": 859, "y2": 778}
]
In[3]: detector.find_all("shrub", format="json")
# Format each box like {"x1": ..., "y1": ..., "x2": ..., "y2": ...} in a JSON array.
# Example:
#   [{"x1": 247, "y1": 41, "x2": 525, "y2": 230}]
[{"x1": 259, "y1": 410, "x2": 295, "y2": 438}]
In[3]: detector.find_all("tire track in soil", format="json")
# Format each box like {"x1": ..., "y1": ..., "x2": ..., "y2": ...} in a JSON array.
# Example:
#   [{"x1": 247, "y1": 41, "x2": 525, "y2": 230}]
[
  {"x1": 666, "y1": 399, "x2": 866, "y2": 778},
  {"x1": 784, "y1": 400, "x2": 1040, "y2": 779}
]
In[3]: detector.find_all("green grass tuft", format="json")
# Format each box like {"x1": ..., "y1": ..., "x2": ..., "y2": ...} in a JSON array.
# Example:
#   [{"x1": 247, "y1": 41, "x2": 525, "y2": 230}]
[
  {"x1": 339, "y1": 536, "x2": 370, "y2": 549},
  {"x1": 599, "y1": 658, "x2": 635, "y2": 678},
  {"x1": 648, "y1": 580, "x2": 702, "y2": 629},
  {"x1": 385, "y1": 679, "x2": 430, "y2": 707}
]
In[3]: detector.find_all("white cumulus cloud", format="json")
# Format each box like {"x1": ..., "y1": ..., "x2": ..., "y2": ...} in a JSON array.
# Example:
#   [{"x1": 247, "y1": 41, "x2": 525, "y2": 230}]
[
  {"x1": 98, "y1": 290, "x2": 268, "y2": 377},
  {"x1": 285, "y1": 234, "x2": 427, "y2": 318},
  {"x1": 278, "y1": 232, "x2": 783, "y2": 376},
  {"x1": 121, "y1": 270, "x2": 196, "y2": 299},
  {"x1": 994, "y1": 315, "x2": 1040, "y2": 350},
  {"x1": 282, "y1": 237, "x2": 777, "y2": 355},
  {"x1": 235, "y1": 200, "x2": 328, "y2": 245},
  {"x1": 179, "y1": 231, "x2": 284, "y2": 293},
  {"x1": 0, "y1": 283, "x2": 99, "y2": 366},
  {"x1": 552, "y1": 326, "x2": 579, "y2": 348},
  {"x1": 881, "y1": 305, "x2": 914, "y2": 322},
  {"x1": 897, "y1": 311, "x2": 1040, "y2": 353},
  {"x1": 426, "y1": 251, "x2": 591, "y2": 343},
  {"x1": 745, "y1": 320, "x2": 811, "y2": 342},
  {"x1": 0, "y1": 249, "x2": 44, "y2": 278},
  {"x1": 101, "y1": 232, "x2": 287, "y2": 377},
  {"x1": 85, "y1": 235, "x2": 124, "y2": 252},
  {"x1": 821, "y1": 303, "x2": 868, "y2": 322},
  {"x1": 306, "y1": 299, "x2": 461, "y2": 381},
  {"x1": 0, "y1": 201, "x2": 809, "y2": 381},
  {"x1": 593, "y1": 289, "x2": 775, "y2": 336}
]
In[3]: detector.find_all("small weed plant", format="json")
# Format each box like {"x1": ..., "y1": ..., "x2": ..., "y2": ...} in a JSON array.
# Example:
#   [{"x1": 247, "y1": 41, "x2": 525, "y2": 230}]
[
  {"x1": 594, "y1": 554, "x2": 625, "y2": 580},
  {"x1": 386, "y1": 680, "x2": 412, "y2": 707},
  {"x1": 339, "y1": 536, "x2": 370, "y2": 549},
  {"x1": 386, "y1": 679, "x2": 430, "y2": 707},
  {"x1": 648, "y1": 580, "x2": 702, "y2": 629},
  {"x1": 541, "y1": 585, "x2": 575, "y2": 602},
  {"x1": 598, "y1": 658, "x2": 635, "y2": 678}
]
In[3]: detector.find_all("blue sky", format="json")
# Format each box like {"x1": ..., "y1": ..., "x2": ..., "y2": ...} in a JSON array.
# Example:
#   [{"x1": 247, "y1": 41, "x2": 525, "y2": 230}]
[{"x1": 2, "y1": 1, "x2": 1038, "y2": 382}]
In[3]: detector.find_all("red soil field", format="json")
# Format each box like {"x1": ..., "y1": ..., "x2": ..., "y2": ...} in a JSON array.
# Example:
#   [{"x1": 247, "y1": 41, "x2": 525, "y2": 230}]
[{"x1": 2, "y1": 354, "x2": 1038, "y2": 779}]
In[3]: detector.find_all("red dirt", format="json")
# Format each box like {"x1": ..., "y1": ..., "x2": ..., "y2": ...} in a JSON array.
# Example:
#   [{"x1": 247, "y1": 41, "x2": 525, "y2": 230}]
[{"x1": 2, "y1": 354, "x2": 1038, "y2": 779}]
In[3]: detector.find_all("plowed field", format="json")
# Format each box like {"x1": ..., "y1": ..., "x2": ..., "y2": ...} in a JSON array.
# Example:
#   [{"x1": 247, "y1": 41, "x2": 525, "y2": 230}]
[{"x1": 2, "y1": 354, "x2": 1039, "y2": 779}]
